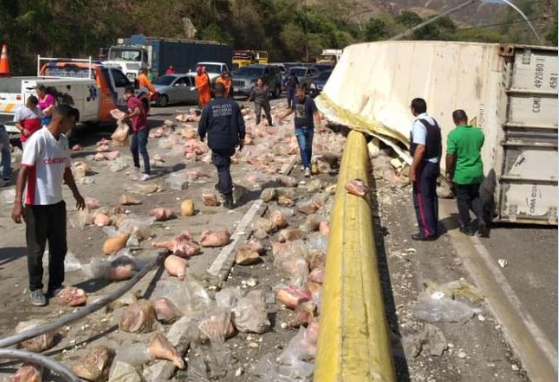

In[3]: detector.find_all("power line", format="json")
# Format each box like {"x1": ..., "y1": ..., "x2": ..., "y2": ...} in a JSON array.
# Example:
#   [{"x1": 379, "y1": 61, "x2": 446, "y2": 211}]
[{"x1": 458, "y1": 16, "x2": 557, "y2": 31}]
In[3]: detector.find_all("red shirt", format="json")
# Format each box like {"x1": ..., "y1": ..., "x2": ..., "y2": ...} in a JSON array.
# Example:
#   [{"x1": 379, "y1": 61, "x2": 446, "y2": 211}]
[
  {"x1": 165, "y1": 68, "x2": 176, "y2": 74},
  {"x1": 126, "y1": 96, "x2": 147, "y2": 132}
]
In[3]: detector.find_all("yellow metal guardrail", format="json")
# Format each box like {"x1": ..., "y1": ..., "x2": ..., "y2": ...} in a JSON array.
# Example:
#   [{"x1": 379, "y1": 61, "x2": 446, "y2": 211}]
[{"x1": 314, "y1": 130, "x2": 396, "y2": 382}]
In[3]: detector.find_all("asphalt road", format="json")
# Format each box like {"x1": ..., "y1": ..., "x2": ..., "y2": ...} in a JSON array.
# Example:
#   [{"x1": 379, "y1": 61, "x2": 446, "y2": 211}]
[{"x1": 478, "y1": 220, "x2": 558, "y2": 347}]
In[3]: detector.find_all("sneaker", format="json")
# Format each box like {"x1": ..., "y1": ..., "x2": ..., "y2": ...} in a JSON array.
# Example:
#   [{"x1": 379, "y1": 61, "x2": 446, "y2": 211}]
[
  {"x1": 459, "y1": 225, "x2": 475, "y2": 236},
  {"x1": 214, "y1": 183, "x2": 220, "y2": 192},
  {"x1": 300, "y1": 166, "x2": 305, "y2": 171},
  {"x1": 478, "y1": 220, "x2": 490, "y2": 238},
  {"x1": 141, "y1": 174, "x2": 154, "y2": 182},
  {"x1": 29, "y1": 290, "x2": 47, "y2": 306},
  {"x1": 304, "y1": 168, "x2": 311, "y2": 178}
]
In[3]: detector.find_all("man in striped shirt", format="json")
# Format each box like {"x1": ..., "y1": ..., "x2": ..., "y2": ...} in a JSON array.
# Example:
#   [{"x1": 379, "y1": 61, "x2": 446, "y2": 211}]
[{"x1": 12, "y1": 105, "x2": 85, "y2": 306}]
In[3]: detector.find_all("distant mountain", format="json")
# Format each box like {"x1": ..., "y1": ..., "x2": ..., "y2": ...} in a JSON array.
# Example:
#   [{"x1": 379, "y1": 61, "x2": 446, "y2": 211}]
[{"x1": 338, "y1": 0, "x2": 506, "y2": 26}]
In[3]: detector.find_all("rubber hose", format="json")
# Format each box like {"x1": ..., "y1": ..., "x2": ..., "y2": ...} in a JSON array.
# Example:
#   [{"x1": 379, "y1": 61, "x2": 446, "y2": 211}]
[
  {"x1": 0, "y1": 348, "x2": 81, "y2": 382},
  {"x1": 0, "y1": 252, "x2": 166, "y2": 349}
]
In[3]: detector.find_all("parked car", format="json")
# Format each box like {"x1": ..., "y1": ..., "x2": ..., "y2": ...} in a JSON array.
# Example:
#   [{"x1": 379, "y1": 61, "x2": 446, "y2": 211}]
[
  {"x1": 268, "y1": 63, "x2": 287, "y2": 89},
  {"x1": 309, "y1": 70, "x2": 332, "y2": 98},
  {"x1": 189, "y1": 62, "x2": 230, "y2": 84},
  {"x1": 312, "y1": 63, "x2": 334, "y2": 73},
  {"x1": 153, "y1": 73, "x2": 198, "y2": 107},
  {"x1": 232, "y1": 64, "x2": 282, "y2": 98},
  {"x1": 290, "y1": 66, "x2": 320, "y2": 91}
]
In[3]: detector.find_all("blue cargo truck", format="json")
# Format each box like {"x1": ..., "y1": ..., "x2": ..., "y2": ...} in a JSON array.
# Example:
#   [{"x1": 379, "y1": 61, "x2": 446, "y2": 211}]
[{"x1": 102, "y1": 34, "x2": 233, "y2": 80}]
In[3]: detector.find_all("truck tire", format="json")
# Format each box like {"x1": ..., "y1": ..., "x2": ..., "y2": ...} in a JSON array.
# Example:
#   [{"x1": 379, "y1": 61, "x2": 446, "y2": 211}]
[{"x1": 156, "y1": 95, "x2": 169, "y2": 107}]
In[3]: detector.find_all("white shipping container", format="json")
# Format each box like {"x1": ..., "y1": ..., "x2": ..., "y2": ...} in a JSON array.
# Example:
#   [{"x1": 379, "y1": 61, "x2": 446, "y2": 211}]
[{"x1": 316, "y1": 41, "x2": 558, "y2": 224}]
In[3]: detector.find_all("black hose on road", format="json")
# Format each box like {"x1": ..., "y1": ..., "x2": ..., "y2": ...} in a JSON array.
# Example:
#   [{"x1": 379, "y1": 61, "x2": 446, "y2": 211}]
[{"x1": 0, "y1": 252, "x2": 166, "y2": 349}]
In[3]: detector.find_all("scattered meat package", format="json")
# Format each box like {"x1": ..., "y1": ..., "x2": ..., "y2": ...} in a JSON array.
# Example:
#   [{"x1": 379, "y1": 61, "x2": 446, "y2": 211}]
[
  {"x1": 110, "y1": 109, "x2": 130, "y2": 147},
  {"x1": 345, "y1": 179, "x2": 370, "y2": 197},
  {"x1": 14, "y1": 319, "x2": 55, "y2": 353},
  {"x1": 231, "y1": 290, "x2": 270, "y2": 334}
]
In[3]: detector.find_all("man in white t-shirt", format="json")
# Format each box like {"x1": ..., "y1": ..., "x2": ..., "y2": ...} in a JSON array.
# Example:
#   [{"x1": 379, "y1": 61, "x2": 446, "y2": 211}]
[{"x1": 12, "y1": 104, "x2": 85, "y2": 306}]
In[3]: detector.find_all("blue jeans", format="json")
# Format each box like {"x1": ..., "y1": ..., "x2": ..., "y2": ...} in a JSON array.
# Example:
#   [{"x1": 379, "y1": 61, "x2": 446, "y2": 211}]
[
  {"x1": 130, "y1": 128, "x2": 151, "y2": 175},
  {"x1": 295, "y1": 127, "x2": 314, "y2": 169},
  {"x1": 286, "y1": 88, "x2": 296, "y2": 108},
  {"x1": 0, "y1": 127, "x2": 11, "y2": 180}
]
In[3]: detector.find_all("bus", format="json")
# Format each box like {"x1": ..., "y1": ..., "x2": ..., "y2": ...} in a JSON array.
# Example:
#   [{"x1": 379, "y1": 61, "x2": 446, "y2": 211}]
[{"x1": 233, "y1": 50, "x2": 269, "y2": 69}]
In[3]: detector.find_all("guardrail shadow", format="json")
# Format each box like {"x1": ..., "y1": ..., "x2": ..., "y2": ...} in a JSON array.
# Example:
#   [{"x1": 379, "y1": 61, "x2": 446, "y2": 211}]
[{"x1": 369, "y1": 176, "x2": 411, "y2": 382}]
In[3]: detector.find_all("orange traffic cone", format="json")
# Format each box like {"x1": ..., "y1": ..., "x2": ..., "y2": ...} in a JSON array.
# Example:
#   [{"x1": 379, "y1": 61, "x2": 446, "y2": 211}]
[{"x1": 0, "y1": 44, "x2": 10, "y2": 77}]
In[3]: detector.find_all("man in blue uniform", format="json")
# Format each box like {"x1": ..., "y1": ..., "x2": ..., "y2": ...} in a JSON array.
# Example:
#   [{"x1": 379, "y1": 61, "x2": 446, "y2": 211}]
[{"x1": 198, "y1": 83, "x2": 246, "y2": 209}]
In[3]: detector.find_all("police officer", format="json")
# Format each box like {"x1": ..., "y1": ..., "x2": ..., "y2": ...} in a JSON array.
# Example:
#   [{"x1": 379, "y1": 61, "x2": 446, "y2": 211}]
[
  {"x1": 198, "y1": 83, "x2": 246, "y2": 209},
  {"x1": 409, "y1": 98, "x2": 442, "y2": 241}
]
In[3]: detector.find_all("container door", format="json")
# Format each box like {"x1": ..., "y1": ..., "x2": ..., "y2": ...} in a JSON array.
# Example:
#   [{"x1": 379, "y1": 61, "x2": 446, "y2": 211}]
[{"x1": 497, "y1": 47, "x2": 558, "y2": 224}]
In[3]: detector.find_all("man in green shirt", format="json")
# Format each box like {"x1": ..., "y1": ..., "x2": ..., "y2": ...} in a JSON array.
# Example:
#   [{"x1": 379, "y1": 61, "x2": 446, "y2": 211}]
[{"x1": 445, "y1": 109, "x2": 488, "y2": 237}]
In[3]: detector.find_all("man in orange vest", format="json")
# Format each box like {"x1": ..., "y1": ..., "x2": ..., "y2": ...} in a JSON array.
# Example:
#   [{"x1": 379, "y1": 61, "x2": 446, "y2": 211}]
[
  {"x1": 138, "y1": 68, "x2": 156, "y2": 96},
  {"x1": 216, "y1": 71, "x2": 233, "y2": 98},
  {"x1": 195, "y1": 66, "x2": 212, "y2": 109}
]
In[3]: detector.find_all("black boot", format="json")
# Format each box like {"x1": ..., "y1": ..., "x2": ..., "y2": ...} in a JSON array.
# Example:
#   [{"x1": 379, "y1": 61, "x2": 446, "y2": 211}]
[{"x1": 224, "y1": 193, "x2": 234, "y2": 209}]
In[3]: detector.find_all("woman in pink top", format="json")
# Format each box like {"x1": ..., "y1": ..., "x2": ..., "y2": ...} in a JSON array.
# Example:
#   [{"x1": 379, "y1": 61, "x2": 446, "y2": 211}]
[{"x1": 36, "y1": 85, "x2": 55, "y2": 126}]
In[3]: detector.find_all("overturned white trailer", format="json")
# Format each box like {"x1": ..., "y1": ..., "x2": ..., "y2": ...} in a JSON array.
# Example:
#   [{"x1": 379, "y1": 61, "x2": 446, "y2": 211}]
[{"x1": 317, "y1": 41, "x2": 558, "y2": 225}]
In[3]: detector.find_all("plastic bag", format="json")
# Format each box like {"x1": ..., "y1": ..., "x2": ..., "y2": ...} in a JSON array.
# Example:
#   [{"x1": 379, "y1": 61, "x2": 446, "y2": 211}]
[
  {"x1": 424, "y1": 280, "x2": 484, "y2": 302},
  {"x1": 65, "y1": 251, "x2": 82, "y2": 272},
  {"x1": 231, "y1": 290, "x2": 270, "y2": 334},
  {"x1": 252, "y1": 352, "x2": 314, "y2": 382},
  {"x1": 187, "y1": 341, "x2": 231, "y2": 380},
  {"x1": 306, "y1": 233, "x2": 328, "y2": 254},
  {"x1": 108, "y1": 157, "x2": 129, "y2": 172},
  {"x1": 215, "y1": 287, "x2": 243, "y2": 310},
  {"x1": 117, "y1": 215, "x2": 156, "y2": 240},
  {"x1": 69, "y1": 209, "x2": 92, "y2": 230},
  {"x1": 108, "y1": 361, "x2": 143, "y2": 382},
  {"x1": 278, "y1": 321, "x2": 319, "y2": 364},
  {"x1": 409, "y1": 297, "x2": 483, "y2": 323},
  {"x1": 153, "y1": 278, "x2": 211, "y2": 319},
  {"x1": 113, "y1": 345, "x2": 151, "y2": 367},
  {"x1": 289, "y1": 259, "x2": 310, "y2": 288},
  {"x1": 300, "y1": 214, "x2": 321, "y2": 233},
  {"x1": 166, "y1": 172, "x2": 189, "y2": 191},
  {"x1": 199, "y1": 307, "x2": 232, "y2": 344}
]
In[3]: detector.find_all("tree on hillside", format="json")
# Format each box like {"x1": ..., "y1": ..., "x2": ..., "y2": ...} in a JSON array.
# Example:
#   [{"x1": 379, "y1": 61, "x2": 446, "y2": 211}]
[{"x1": 364, "y1": 18, "x2": 389, "y2": 41}]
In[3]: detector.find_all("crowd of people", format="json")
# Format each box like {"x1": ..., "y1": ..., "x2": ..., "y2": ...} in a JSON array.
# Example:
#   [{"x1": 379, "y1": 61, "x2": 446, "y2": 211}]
[{"x1": 1, "y1": 64, "x2": 488, "y2": 307}]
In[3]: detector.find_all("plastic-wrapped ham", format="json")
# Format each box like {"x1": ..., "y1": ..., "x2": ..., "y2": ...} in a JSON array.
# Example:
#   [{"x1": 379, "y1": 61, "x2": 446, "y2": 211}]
[
  {"x1": 106, "y1": 256, "x2": 138, "y2": 281},
  {"x1": 276, "y1": 285, "x2": 312, "y2": 309},
  {"x1": 202, "y1": 192, "x2": 220, "y2": 207},
  {"x1": 200, "y1": 229, "x2": 230, "y2": 248},
  {"x1": 11, "y1": 363, "x2": 43, "y2": 382},
  {"x1": 55, "y1": 286, "x2": 88, "y2": 307},
  {"x1": 154, "y1": 298, "x2": 182, "y2": 324},
  {"x1": 345, "y1": 179, "x2": 370, "y2": 197},
  {"x1": 119, "y1": 194, "x2": 141, "y2": 206},
  {"x1": 119, "y1": 300, "x2": 156, "y2": 333},
  {"x1": 148, "y1": 208, "x2": 176, "y2": 222},
  {"x1": 164, "y1": 255, "x2": 188, "y2": 280},
  {"x1": 15, "y1": 320, "x2": 55, "y2": 353},
  {"x1": 72, "y1": 346, "x2": 114, "y2": 382},
  {"x1": 147, "y1": 333, "x2": 185, "y2": 369},
  {"x1": 152, "y1": 230, "x2": 201, "y2": 258}
]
